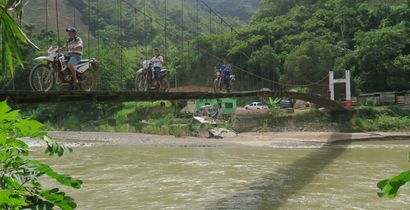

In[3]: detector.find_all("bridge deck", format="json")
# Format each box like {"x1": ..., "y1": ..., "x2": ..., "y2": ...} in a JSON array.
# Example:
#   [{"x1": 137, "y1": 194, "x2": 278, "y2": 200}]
[{"x1": 0, "y1": 91, "x2": 344, "y2": 110}]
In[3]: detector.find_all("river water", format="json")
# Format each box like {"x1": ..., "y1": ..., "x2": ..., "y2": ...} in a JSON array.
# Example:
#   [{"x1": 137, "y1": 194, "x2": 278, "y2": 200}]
[{"x1": 32, "y1": 139, "x2": 410, "y2": 210}]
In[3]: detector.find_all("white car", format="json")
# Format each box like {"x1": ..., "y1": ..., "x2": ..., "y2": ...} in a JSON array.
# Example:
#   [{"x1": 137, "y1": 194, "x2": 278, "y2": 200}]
[{"x1": 245, "y1": 102, "x2": 269, "y2": 110}]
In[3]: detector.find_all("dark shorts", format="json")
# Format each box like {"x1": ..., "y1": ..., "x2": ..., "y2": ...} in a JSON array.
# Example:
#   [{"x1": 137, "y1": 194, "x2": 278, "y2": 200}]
[
  {"x1": 153, "y1": 67, "x2": 161, "y2": 80},
  {"x1": 67, "y1": 54, "x2": 81, "y2": 65},
  {"x1": 224, "y1": 77, "x2": 231, "y2": 86}
]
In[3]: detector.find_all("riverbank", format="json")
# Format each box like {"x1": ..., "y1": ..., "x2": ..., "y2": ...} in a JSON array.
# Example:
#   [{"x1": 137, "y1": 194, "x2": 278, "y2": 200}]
[
  {"x1": 45, "y1": 131, "x2": 410, "y2": 148},
  {"x1": 24, "y1": 103, "x2": 410, "y2": 135}
]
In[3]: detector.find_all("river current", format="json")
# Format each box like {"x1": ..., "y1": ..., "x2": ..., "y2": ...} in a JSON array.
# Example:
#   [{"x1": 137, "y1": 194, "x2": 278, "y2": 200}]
[{"x1": 32, "y1": 139, "x2": 410, "y2": 209}]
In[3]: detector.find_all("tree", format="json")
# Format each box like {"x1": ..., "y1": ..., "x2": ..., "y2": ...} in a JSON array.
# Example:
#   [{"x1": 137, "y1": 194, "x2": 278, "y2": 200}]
[
  {"x1": 282, "y1": 40, "x2": 335, "y2": 93},
  {"x1": 351, "y1": 23, "x2": 410, "y2": 92},
  {"x1": 248, "y1": 45, "x2": 280, "y2": 89}
]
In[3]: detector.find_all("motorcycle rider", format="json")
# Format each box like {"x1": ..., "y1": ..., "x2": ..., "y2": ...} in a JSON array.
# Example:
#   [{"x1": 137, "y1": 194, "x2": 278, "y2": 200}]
[
  {"x1": 63, "y1": 27, "x2": 83, "y2": 85},
  {"x1": 150, "y1": 48, "x2": 165, "y2": 87},
  {"x1": 220, "y1": 58, "x2": 233, "y2": 89}
]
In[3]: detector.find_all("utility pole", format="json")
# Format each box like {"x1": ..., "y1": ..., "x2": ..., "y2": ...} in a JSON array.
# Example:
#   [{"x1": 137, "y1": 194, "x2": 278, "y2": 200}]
[{"x1": 329, "y1": 70, "x2": 352, "y2": 109}]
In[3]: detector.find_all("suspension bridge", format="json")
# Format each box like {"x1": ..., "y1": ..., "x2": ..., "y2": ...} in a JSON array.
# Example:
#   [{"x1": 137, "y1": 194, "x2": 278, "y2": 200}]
[
  {"x1": 0, "y1": 90, "x2": 345, "y2": 110},
  {"x1": 1, "y1": 0, "x2": 345, "y2": 111}
]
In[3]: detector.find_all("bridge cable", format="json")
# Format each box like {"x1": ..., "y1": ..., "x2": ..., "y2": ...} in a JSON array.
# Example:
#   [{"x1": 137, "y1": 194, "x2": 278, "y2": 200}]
[
  {"x1": 198, "y1": 0, "x2": 236, "y2": 31},
  {"x1": 119, "y1": 0, "x2": 327, "y2": 90}
]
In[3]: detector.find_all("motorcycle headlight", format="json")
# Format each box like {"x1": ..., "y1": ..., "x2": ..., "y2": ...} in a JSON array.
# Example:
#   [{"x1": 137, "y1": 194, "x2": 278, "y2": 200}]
[{"x1": 91, "y1": 59, "x2": 99, "y2": 71}]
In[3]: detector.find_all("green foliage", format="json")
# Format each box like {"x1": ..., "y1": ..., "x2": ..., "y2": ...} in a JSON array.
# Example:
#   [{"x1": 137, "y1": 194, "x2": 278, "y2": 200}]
[
  {"x1": 283, "y1": 40, "x2": 335, "y2": 89},
  {"x1": 350, "y1": 106, "x2": 410, "y2": 131},
  {"x1": 350, "y1": 23, "x2": 410, "y2": 92},
  {"x1": 0, "y1": 0, "x2": 38, "y2": 80},
  {"x1": 22, "y1": 101, "x2": 194, "y2": 135},
  {"x1": 378, "y1": 151, "x2": 410, "y2": 198},
  {"x1": 185, "y1": 0, "x2": 261, "y2": 21},
  {"x1": 0, "y1": 101, "x2": 81, "y2": 209},
  {"x1": 179, "y1": 0, "x2": 410, "y2": 93},
  {"x1": 266, "y1": 97, "x2": 281, "y2": 109},
  {"x1": 260, "y1": 105, "x2": 410, "y2": 132}
]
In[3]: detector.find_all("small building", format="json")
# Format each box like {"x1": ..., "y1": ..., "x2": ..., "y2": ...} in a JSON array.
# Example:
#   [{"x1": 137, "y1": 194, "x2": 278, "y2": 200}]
[
  {"x1": 398, "y1": 91, "x2": 410, "y2": 105},
  {"x1": 195, "y1": 98, "x2": 237, "y2": 115},
  {"x1": 406, "y1": 93, "x2": 410, "y2": 105},
  {"x1": 357, "y1": 91, "x2": 410, "y2": 106}
]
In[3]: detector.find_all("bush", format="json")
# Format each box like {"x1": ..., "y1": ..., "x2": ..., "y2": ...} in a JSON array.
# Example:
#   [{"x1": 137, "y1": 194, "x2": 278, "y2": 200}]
[
  {"x1": 0, "y1": 101, "x2": 82, "y2": 209},
  {"x1": 173, "y1": 127, "x2": 188, "y2": 137},
  {"x1": 356, "y1": 106, "x2": 378, "y2": 119}
]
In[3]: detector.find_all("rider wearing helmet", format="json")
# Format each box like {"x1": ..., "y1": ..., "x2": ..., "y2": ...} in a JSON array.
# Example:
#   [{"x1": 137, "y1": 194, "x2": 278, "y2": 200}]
[
  {"x1": 64, "y1": 27, "x2": 83, "y2": 85},
  {"x1": 220, "y1": 58, "x2": 233, "y2": 88},
  {"x1": 151, "y1": 48, "x2": 165, "y2": 86}
]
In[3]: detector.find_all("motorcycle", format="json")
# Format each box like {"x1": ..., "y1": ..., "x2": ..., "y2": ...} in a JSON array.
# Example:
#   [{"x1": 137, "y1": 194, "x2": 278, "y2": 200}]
[
  {"x1": 213, "y1": 67, "x2": 235, "y2": 93},
  {"x1": 134, "y1": 60, "x2": 171, "y2": 92},
  {"x1": 29, "y1": 45, "x2": 98, "y2": 92}
]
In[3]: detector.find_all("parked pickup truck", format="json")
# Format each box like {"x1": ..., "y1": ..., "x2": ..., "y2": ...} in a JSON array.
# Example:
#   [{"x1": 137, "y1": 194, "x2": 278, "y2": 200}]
[{"x1": 245, "y1": 102, "x2": 269, "y2": 110}]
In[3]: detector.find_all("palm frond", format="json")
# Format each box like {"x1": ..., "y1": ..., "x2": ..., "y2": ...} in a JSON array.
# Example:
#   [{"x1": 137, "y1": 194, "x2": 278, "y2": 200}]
[{"x1": 0, "y1": 0, "x2": 38, "y2": 79}]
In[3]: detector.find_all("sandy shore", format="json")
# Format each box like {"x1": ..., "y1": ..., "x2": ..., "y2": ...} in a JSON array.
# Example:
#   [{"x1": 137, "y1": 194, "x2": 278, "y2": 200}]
[{"x1": 45, "y1": 131, "x2": 410, "y2": 148}]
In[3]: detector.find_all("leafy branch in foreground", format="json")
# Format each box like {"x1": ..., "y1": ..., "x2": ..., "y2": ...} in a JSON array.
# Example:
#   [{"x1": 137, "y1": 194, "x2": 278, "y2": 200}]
[
  {"x1": 377, "y1": 151, "x2": 410, "y2": 199},
  {"x1": 0, "y1": 100, "x2": 82, "y2": 209},
  {"x1": 0, "y1": 0, "x2": 39, "y2": 79}
]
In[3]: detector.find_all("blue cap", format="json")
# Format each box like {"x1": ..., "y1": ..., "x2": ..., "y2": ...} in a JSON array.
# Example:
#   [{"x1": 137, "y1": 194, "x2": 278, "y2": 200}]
[{"x1": 66, "y1": 27, "x2": 77, "y2": 33}]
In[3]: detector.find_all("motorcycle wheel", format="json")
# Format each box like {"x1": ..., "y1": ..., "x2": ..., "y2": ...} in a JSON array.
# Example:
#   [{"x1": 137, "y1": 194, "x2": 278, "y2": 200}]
[
  {"x1": 227, "y1": 80, "x2": 233, "y2": 93},
  {"x1": 29, "y1": 64, "x2": 55, "y2": 92},
  {"x1": 160, "y1": 78, "x2": 170, "y2": 92},
  {"x1": 79, "y1": 69, "x2": 97, "y2": 91},
  {"x1": 135, "y1": 74, "x2": 148, "y2": 92},
  {"x1": 213, "y1": 77, "x2": 222, "y2": 93}
]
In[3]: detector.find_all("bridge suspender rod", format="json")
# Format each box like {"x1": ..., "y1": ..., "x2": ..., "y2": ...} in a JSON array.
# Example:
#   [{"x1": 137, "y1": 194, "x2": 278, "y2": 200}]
[
  {"x1": 143, "y1": 0, "x2": 148, "y2": 59},
  {"x1": 96, "y1": 0, "x2": 100, "y2": 55},
  {"x1": 220, "y1": 17, "x2": 223, "y2": 34},
  {"x1": 199, "y1": 0, "x2": 236, "y2": 33},
  {"x1": 87, "y1": 0, "x2": 91, "y2": 58},
  {"x1": 196, "y1": 0, "x2": 199, "y2": 54},
  {"x1": 164, "y1": 0, "x2": 168, "y2": 59},
  {"x1": 178, "y1": 0, "x2": 184, "y2": 88},
  {"x1": 196, "y1": 0, "x2": 199, "y2": 37},
  {"x1": 134, "y1": 7, "x2": 138, "y2": 67},
  {"x1": 116, "y1": 0, "x2": 124, "y2": 89},
  {"x1": 181, "y1": 0, "x2": 184, "y2": 49},
  {"x1": 120, "y1": 0, "x2": 124, "y2": 89},
  {"x1": 209, "y1": 8, "x2": 212, "y2": 34},
  {"x1": 55, "y1": 0, "x2": 60, "y2": 43},
  {"x1": 45, "y1": 0, "x2": 48, "y2": 31}
]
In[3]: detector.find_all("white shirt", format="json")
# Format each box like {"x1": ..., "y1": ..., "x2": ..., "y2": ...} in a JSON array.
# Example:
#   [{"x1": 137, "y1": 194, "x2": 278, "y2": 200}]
[
  {"x1": 151, "y1": 55, "x2": 164, "y2": 68},
  {"x1": 64, "y1": 37, "x2": 83, "y2": 55}
]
